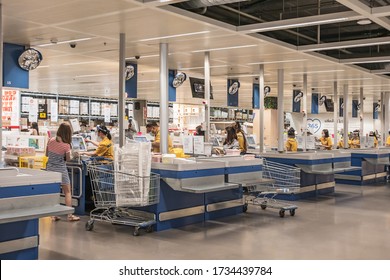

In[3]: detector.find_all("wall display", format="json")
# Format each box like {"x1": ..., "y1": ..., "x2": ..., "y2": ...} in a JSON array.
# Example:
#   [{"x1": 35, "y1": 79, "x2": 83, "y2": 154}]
[
  {"x1": 29, "y1": 98, "x2": 38, "y2": 122},
  {"x1": 2, "y1": 89, "x2": 20, "y2": 127},
  {"x1": 51, "y1": 101, "x2": 58, "y2": 122}
]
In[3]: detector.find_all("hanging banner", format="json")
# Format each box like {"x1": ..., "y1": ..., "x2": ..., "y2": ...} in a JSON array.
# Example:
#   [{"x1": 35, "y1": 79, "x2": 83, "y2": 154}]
[
  {"x1": 227, "y1": 79, "x2": 239, "y2": 107},
  {"x1": 168, "y1": 70, "x2": 176, "y2": 102},
  {"x1": 311, "y1": 93, "x2": 319, "y2": 114},
  {"x1": 125, "y1": 63, "x2": 137, "y2": 98},
  {"x1": 3, "y1": 43, "x2": 29, "y2": 88},
  {"x1": 103, "y1": 104, "x2": 111, "y2": 123},
  {"x1": 29, "y1": 98, "x2": 38, "y2": 123},
  {"x1": 51, "y1": 101, "x2": 58, "y2": 122},
  {"x1": 252, "y1": 84, "x2": 259, "y2": 109},
  {"x1": 373, "y1": 102, "x2": 379, "y2": 120},
  {"x1": 2, "y1": 89, "x2": 20, "y2": 128},
  {"x1": 293, "y1": 90, "x2": 302, "y2": 113},
  {"x1": 339, "y1": 97, "x2": 344, "y2": 117},
  {"x1": 352, "y1": 99, "x2": 359, "y2": 118}
]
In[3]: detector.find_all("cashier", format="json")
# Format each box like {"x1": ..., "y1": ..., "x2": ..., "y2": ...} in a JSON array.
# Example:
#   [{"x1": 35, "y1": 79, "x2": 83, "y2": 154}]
[
  {"x1": 319, "y1": 129, "x2": 333, "y2": 150},
  {"x1": 369, "y1": 131, "x2": 378, "y2": 148},
  {"x1": 234, "y1": 122, "x2": 248, "y2": 154},
  {"x1": 285, "y1": 127, "x2": 298, "y2": 152},
  {"x1": 337, "y1": 135, "x2": 352, "y2": 149},
  {"x1": 150, "y1": 122, "x2": 174, "y2": 153},
  {"x1": 349, "y1": 130, "x2": 360, "y2": 149},
  {"x1": 386, "y1": 131, "x2": 390, "y2": 147},
  {"x1": 79, "y1": 125, "x2": 114, "y2": 159}
]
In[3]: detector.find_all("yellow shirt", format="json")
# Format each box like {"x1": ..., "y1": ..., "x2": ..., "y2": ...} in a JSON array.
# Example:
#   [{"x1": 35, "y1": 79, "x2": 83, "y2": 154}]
[
  {"x1": 374, "y1": 137, "x2": 378, "y2": 148},
  {"x1": 386, "y1": 136, "x2": 390, "y2": 146},
  {"x1": 320, "y1": 137, "x2": 333, "y2": 150},
  {"x1": 285, "y1": 138, "x2": 298, "y2": 152},
  {"x1": 236, "y1": 131, "x2": 247, "y2": 153},
  {"x1": 350, "y1": 138, "x2": 360, "y2": 149},
  {"x1": 95, "y1": 136, "x2": 114, "y2": 159},
  {"x1": 338, "y1": 138, "x2": 351, "y2": 148},
  {"x1": 153, "y1": 130, "x2": 174, "y2": 153}
]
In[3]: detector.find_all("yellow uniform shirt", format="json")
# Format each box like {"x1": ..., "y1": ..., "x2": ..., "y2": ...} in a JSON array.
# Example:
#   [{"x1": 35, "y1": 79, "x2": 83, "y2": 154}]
[
  {"x1": 236, "y1": 131, "x2": 247, "y2": 153},
  {"x1": 285, "y1": 138, "x2": 298, "y2": 152},
  {"x1": 153, "y1": 130, "x2": 174, "y2": 153},
  {"x1": 95, "y1": 136, "x2": 114, "y2": 159},
  {"x1": 374, "y1": 137, "x2": 378, "y2": 148},
  {"x1": 338, "y1": 138, "x2": 351, "y2": 148},
  {"x1": 350, "y1": 138, "x2": 360, "y2": 149},
  {"x1": 386, "y1": 136, "x2": 390, "y2": 146},
  {"x1": 320, "y1": 137, "x2": 333, "y2": 150}
]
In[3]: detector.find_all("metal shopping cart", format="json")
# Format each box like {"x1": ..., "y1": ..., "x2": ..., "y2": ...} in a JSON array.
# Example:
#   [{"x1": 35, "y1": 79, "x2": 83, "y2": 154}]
[
  {"x1": 85, "y1": 159, "x2": 160, "y2": 236},
  {"x1": 244, "y1": 159, "x2": 301, "y2": 217}
]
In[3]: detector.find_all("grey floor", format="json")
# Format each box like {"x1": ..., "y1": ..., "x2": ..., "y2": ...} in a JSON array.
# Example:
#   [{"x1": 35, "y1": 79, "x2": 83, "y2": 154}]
[{"x1": 39, "y1": 183, "x2": 390, "y2": 260}]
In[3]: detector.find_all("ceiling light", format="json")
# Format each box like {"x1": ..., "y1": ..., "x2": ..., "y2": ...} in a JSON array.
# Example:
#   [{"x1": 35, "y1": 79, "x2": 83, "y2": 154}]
[
  {"x1": 300, "y1": 37, "x2": 390, "y2": 52},
  {"x1": 322, "y1": 78, "x2": 372, "y2": 82},
  {"x1": 75, "y1": 73, "x2": 110, "y2": 78},
  {"x1": 178, "y1": 65, "x2": 227, "y2": 70},
  {"x1": 342, "y1": 57, "x2": 390, "y2": 64},
  {"x1": 138, "y1": 80, "x2": 159, "y2": 83},
  {"x1": 357, "y1": 19, "x2": 372, "y2": 25},
  {"x1": 247, "y1": 59, "x2": 307, "y2": 65},
  {"x1": 191, "y1": 44, "x2": 257, "y2": 53},
  {"x1": 64, "y1": 61, "x2": 101, "y2": 66},
  {"x1": 139, "y1": 31, "x2": 210, "y2": 42},
  {"x1": 291, "y1": 70, "x2": 344, "y2": 74},
  {"x1": 34, "y1": 37, "x2": 93, "y2": 47},
  {"x1": 227, "y1": 74, "x2": 271, "y2": 78},
  {"x1": 250, "y1": 18, "x2": 349, "y2": 33}
]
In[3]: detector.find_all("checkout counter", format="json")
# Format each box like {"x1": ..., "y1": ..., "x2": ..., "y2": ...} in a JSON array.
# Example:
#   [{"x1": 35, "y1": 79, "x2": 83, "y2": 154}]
[{"x1": 0, "y1": 167, "x2": 73, "y2": 260}]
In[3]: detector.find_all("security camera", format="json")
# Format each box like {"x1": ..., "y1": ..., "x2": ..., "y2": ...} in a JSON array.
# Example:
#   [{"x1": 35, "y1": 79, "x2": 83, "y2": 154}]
[
  {"x1": 135, "y1": 55, "x2": 140, "y2": 60},
  {"x1": 70, "y1": 42, "x2": 77, "y2": 48}
]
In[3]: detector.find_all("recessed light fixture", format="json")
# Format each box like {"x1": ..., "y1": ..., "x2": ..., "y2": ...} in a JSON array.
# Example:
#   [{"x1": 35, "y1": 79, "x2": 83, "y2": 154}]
[
  {"x1": 247, "y1": 59, "x2": 307, "y2": 65},
  {"x1": 191, "y1": 44, "x2": 257, "y2": 53},
  {"x1": 139, "y1": 31, "x2": 210, "y2": 42},
  {"x1": 357, "y1": 19, "x2": 372, "y2": 25}
]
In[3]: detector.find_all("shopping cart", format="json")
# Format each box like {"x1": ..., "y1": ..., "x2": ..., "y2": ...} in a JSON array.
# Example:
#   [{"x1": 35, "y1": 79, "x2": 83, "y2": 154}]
[
  {"x1": 243, "y1": 159, "x2": 301, "y2": 217},
  {"x1": 85, "y1": 159, "x2": 160, "y2": 236}
]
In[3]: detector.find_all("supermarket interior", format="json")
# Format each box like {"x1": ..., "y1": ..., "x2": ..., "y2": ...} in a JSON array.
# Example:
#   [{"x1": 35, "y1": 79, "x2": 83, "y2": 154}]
[{"x1": 1, "y1": 0, "x2": 390, "y2": 260}]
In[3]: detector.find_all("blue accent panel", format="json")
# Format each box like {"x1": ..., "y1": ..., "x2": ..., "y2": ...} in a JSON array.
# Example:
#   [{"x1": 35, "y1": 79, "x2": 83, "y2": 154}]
[
  {"x1": 225, "y1": 165, "x2": 262, "y2": 174},
  {"x1": 151, "y1": 168, "x2": 225, "y2": 179},
  {"x1": 352, "y1": 153, "x2": 389, "y2": 159},
  {"x1": 0, "y1": 183, "x2": 60, "y2": 199},
  {"x1": 0, "y1": 247, "x2": 38, "y2": 260},
  {"x1": 333, "y1": 157, "x2": 351, "y2": 163},
  {"x1": 352, "y1": 99, "x2": 358, "y2": 118},
  {"x1": 67, "y1": 163, "x2": 86, "y2": 215},
  {"x1": 3, "y1": 43, "x2": 29, "y2": 88},
  {"x1": 252, "y1": 83, "x2": 259, "y2": 109},
  {"x1": 125, "y1": 63, "x2": 137, "y2": 98},
  {"x1": 311, "y1": 93, "x2": 319, "y2": 114},
  {"x1": 0, "y1": 219, "x2": 38, "y2": 242},
  {"x1": 156, "y1": 214, "x2": 205, "y2": 231},
  {"x1": 318, "y1": 187, "x2": 335, "y2": 195},
  {"x1": 227, "y1": 79, "x2": 239, "y2": 107},
  {"x1": 205, "y1": 188, "x2": 242, "y2": 204},
  {"x1": 292, "y1": 90, "x2": 301, "y2": 112},
  {"x1": 168, "y1": 70, "x2": 176, "y2": 102},
  {"x1": 373, "y1": 102, "x2": 379, "y2": 119},
  {"x1": 339, "y1": 97, "x2": 344, "y2": 117}
]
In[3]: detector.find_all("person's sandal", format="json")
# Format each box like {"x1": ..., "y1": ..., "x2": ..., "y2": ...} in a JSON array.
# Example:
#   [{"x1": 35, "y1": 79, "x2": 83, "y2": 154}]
[
  {"x1": 67, "y1": 215, "x2": 80, "y2": 222},
  {"x1": 51, "y1": 216, "x2": 61, "y2": 221}
]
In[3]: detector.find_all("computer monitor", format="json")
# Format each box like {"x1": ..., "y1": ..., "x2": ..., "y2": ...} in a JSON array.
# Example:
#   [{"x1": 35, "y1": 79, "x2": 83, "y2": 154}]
[
  {"x1": 246, "y1": 135, "x2": 256, "y2": 146},
  {"x1": 72, "y1": 136, "x2": 87, "y2": 151},
  {"x1": 134, "y1": 136, "x2": 149, "y2": 142},
  {"x1": 212, "y1": 137, "x2": 221, "y2": 147}
]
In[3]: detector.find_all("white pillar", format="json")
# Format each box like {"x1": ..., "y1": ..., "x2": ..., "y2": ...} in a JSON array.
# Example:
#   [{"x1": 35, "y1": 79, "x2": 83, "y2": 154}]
[
  {"x1": 277, "y1": 69, "x2": 284, "y2": 153},
  {"x1": 302, "y1": 74, "x2": 308, "y2": 151},
  {"x1": 380, "y1": 92, "x2": 385, "y2": 146},
  {"x1": 343, "y1": 84, "x2": 349, "y2": 148},
  {"x1": 333, "y1": 82, "x2": 338, "y2": 149},
  {"x1": 0, "y1": 4, "x2": 3, "y2": 154},
  {"x1": 385, "y1": 92, "x2": 390, "y2": 144},
  {"x1": 204, "y1": 52, "x2": 211, "y2": 142},
  {"x1": 259, "y1": 64, "x2": 264, "y2": 153},
  {"x1": 359, "y1": 87, "x2": 364, "y2": 140},
  {"x1": 118, "y1": 33, "x2": 126, "y2": 148},
  {"x1": 159, "y1": 43, "x2": 169, "y2": 154}
]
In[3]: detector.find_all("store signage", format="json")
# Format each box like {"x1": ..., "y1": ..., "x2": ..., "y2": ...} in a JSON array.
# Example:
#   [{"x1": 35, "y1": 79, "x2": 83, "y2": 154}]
[
  {"x1": 227, "y1": 79, "x2": 239, "y2": 107},
  {"x1": 38, "y1": 104, "x2": 47, "y2": 119},
  {"x1": 125, "y1": 62, "x2": 137, "y2": 98},
  {"x1": 311, "y1": 93, "x2": 319, "y2": 114},
  {"x1": 339, "y1": 98, "x2": 344, "y2": 117},
  {"x1": 29, "y1": 98, "x2": 38, "y2": 123},
  {"x1": 307, "y1": 118, "x2": 321, "y2": 134},
  {"x1": 1, "y1": 89, "x2": 20, "y2": 128},
  {"x1": 168, "y1": 70, "x2": 176, "y2": 102},
  {"x1": 51, "y1": 101, "x2": 58, "y2": 122},
  {"x1": 292, "y1": 90, "x2": 302, "y2": 113}
]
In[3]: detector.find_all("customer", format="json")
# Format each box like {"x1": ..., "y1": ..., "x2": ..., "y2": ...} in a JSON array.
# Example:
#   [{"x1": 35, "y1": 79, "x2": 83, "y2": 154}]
[
  {"x1": 350, "y1": 130, "x2": 360, "y2": 149},
  {"x1": 319, "y1": 129, "x2": 333, "y2": 150},
  {"x1": 146, "y1": 123, "x2": 153, "y2": 135},
  {"x1": 195, "y1": 125, "x2": 205, "y2": 137},
  {"x1": 46, "y1": 123, "x2": 79, "y2": 222},
  {"x1": 386, "y1": 131, "x2": 390, "y2": 147},
  {"x1": 223, "y1": 126, "x2": 239, "y2": 150},
  {"x1": 285, "y1": 127, "x2": 298, "y2": 152},
  {"x1": 81, "y1": 125, "x2": 114, "y2": 159},
  {"x1": 30, "y1": 122, "x2": 39, "y2": 135},
  {"x1": 369, "y1": 131, "x2": 378, "y2": 148},
  {"x1": 234, "y1": 121, "x2": 248, "y2": 154},
  {"x1": 150, "y1": 122, "x2": 174, "y2": 153},
  {"x1": 125, "y1": 119, "x2": 137, "y2": 140}
]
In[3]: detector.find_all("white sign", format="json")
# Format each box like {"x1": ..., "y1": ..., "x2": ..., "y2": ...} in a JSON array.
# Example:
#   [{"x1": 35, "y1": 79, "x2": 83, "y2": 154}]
[
  {"x1": 51, "y1": 101, "x2": 58, "y2": 122},
  {"x1": 183, "y1": 136, "x2": 193, "y2": 154},
  {"x1": 306, "y1": 136, "x2": 316, "y2": 150},
  {"x1": 29, "y1": 98, "x2": 38, "y2": 123},
  {"x1": 367, "y1": 136, "x2": 375, "y2": 148},
  {"x1": 2, "y1": 89, "x2": 20, "y2": 127},
  {"x1": 103, "y1": 105, "x2": 111, "y2": 123},
  {"x1": 193, "y1": 136, "x2": 204, "y2": 154}
]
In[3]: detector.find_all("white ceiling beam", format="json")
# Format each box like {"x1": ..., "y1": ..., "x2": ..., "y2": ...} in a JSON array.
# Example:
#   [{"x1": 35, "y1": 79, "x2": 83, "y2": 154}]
[
  {"x1": 371, "y1": 5, "x2": 390, "y2": 17},
  {"x1": 337, "y1": 0, "x2": 390, "y2": 30},
  {"x1": 371, "y1": 69, "x2": 390, "y2": 74},
  {"x1": 237, "y1": 11, "x2": 363, "y2": 34},
  {"x1": 340, "y1": 56, "x2": 390, "y2": 64},
  {"x1": 298, "y1": 36, "x2": 390, "y2": 52}
]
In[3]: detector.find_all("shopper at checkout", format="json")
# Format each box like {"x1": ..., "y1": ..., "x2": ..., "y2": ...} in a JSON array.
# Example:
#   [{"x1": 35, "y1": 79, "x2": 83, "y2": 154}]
[
  {"x1": 319, "y1": 129, "x2": 333, "y2": 150},
  {"x1": 30, "y1": 122, "x2": 39, "y2": 135},
  {"x1": 150, "y1": 122, "x2": 174, "y2": 153},
  {"x1": 78, "y1": 125, "x2": 114, "y2": 159},
  {"x1": 285, "y1": 127, "x2": 298, "y2": 152}
]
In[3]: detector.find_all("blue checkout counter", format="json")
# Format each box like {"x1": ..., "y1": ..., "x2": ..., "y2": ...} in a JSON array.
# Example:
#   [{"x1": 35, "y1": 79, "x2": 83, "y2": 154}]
[
  {"x1": 141, "y1": 156, "x2": 263, "y2": 231},
  {"x1": 0, "y1": 167, "x2": 73, "y2": 260}
]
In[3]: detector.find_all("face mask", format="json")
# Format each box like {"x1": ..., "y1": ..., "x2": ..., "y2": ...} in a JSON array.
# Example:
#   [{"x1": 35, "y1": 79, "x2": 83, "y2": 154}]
[{"x1": 322, "y1": 133, "x2": 325, "y2": 137}]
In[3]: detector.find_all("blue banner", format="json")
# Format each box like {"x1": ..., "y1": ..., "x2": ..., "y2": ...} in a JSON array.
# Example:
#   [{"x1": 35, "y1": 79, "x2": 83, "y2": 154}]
[
  {"x1": 227, "y1": 79, "x2": 239, "y2": 107},
  {"x1": 311, "y1": 93, "x2": 319, "y2": 114},
  {"x1": 125, "y1": 63, "x2": 137, "y2": 98},
  {"x1": 252, "y1": 84, "x2": 259, "y2": 109},
  {"x1": 3, "y1": 43, "x2": 29, "y2": 88},
  {"x1": 168, "y1": 70, "x2": 176, "y2": 102},
  {"x1": 352, "y1": 100, "x2": 358, "y2": 118},
  {"x1": 339, "y1": 97, "x2": 344, "y2": 117},
  {"x1": 293, "y1": 90, "x2": 301, "y2": 113},
  {"x1": 373, "y1": 102, "x2": 379, "y2": 119}
]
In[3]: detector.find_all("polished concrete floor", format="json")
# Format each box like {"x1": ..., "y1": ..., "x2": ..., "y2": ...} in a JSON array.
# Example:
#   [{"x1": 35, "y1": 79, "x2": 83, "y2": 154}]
[{"x1": 39, "y1": 183, "x2": 390, "y2": 260}]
